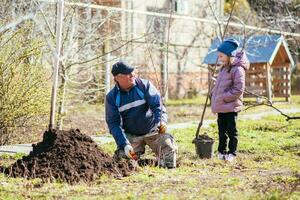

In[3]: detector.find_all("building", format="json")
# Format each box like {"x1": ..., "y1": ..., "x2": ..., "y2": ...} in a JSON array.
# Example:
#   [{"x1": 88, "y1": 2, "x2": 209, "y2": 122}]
[
  {"x1": 203, "y1": 35, "x2": 295, "y2": 102},
  {"x1": 116, "y1": 0, "x2": 224, "y2": 99}
]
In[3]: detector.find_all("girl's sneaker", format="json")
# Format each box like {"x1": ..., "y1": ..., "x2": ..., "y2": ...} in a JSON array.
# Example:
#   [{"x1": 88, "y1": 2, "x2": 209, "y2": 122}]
[
  {"x1": 218, "y1": 153, "x2": 226, "y2": 160},
  {"x1": 225, "y1": 153, "x2": 236, "y2": 162}
]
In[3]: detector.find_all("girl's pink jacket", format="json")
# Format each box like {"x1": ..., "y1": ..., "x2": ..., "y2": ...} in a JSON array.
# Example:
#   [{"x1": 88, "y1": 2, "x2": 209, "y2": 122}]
[{"x1": 211, "y1": 51, "x2": 250, "y2": 113}]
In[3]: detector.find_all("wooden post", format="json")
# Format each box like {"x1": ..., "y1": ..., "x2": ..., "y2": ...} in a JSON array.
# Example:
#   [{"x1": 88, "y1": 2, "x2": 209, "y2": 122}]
[
  {"x1": 86, "y1": 0, "x2": 92, "y2": 59},
  {"x1": 286, "y1": 64, "x2": 291, "y2": 103},
  {"x1": 160, "y1": 42, "x2": 168, "y2": 101},
  {"x1": 105, "y1": 39, "x2": 111, "y2": 94},
  {"x1": 129, "y1": 0, "x2": 134, "y2": 53},
  {"x1": 49, "y1": 0, "x2": 64, "y2": 130},
  {"x1": 163, "y1": 46, "x2": 168, "y2": 101},
  {"x1": 266, "y1": 63, "x2": 272, "y2": 102},
  {"x1": 121, "y1": 0, "x2": 126, "y2": 58}
]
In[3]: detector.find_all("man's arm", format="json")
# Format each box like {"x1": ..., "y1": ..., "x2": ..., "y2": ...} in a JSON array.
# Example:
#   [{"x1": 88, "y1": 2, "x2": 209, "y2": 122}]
[
  {"x1": 105, "y1": 93, "x2": 130, "y2": 149},
  {"x1": 144, "y1": 80, "x2": 167, "y2": 125}
]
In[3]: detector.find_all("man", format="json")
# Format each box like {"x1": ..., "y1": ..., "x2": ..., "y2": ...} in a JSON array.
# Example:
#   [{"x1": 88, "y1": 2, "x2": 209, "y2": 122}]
[{"x1": 105, "y1": 61, "x2": 177, "y2": 168}]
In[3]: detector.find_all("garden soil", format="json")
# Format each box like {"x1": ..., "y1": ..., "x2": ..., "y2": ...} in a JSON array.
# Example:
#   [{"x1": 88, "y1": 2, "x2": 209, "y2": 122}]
[{"x1": 1, "y1": 129, "x2": 137, "y2": 184}]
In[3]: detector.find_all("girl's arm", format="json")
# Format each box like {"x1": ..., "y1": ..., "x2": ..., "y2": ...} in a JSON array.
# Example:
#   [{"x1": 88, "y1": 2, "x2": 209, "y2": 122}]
[{"x1": 223, "y1": 67, "x2": 245, "y2": 102}]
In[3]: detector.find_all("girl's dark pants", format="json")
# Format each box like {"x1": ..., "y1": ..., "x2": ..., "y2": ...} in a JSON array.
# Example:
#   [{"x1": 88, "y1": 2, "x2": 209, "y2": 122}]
[{"x1": 217, "y1": 112, "x2": 238, "y2": 155}]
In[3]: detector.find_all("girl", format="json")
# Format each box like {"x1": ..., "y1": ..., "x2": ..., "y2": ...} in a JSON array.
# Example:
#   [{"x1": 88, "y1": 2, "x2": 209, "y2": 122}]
[{"x1": 211, "y1": 38, "x2": 249, "y2": 161}]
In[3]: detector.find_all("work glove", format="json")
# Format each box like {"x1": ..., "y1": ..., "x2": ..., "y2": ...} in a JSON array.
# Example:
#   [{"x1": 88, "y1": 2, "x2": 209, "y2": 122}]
[
  {"x1": 158, "y1": 123, "x2": 167, "y2": 134},
  {"x1": 124, "y1": 144, "x2": 137, "y2": 160}
]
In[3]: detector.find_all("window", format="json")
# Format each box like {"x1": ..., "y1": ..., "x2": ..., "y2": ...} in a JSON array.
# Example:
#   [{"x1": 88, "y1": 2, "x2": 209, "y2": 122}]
[{"x1": 172, "y1": 0, "x2": 189, "y2": 14}]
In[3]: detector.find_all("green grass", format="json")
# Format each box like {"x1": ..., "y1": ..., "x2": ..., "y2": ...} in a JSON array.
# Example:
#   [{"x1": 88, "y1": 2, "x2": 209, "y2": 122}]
[
  {"x1": 166, "y1": 94, "x2": 300, "y2": 107},
  {"x1": 166, "y1": 95, "x2": 300, "y2": 123},
  {"x1": 242, "y1": 95, "x2": 300, "y2": 115},
  {"x1": 0, "y1": 113, "x2": 299, "y2": 199},
  {"x1": 166, "y1": 95, "x2": 208, "y2": 106}
]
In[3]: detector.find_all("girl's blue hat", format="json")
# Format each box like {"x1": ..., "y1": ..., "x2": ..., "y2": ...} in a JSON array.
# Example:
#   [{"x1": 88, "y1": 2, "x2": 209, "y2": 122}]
[{"x1": 217, "y1": 38, "x2": 239, "y2": 57}]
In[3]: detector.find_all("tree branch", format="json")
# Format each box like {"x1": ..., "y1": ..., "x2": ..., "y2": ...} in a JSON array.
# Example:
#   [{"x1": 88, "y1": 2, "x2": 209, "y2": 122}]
[{"x1": 244, "y1": 89, "x2": 300, "y2": 121}]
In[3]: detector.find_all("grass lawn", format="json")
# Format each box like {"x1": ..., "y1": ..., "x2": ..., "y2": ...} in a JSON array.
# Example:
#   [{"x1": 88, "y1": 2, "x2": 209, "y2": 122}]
[
  {"x1": 54, "y1": 95, "x2": 300, "y2": 135},
  {"x1": 166, "y1": 94, "x2": 300, "y2": 107},
  {"x1": 166, "y1": 95, "x2": 300, "y2": 124},
  {"x1": 0, "y1": 113, "x2": 299, "y2": 199}
]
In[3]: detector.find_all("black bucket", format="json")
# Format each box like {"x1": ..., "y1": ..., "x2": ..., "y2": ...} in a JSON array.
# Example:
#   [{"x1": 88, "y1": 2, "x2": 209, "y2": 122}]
[{"x1": 193, "y1": 134, "x2": 214, "y2": 159}]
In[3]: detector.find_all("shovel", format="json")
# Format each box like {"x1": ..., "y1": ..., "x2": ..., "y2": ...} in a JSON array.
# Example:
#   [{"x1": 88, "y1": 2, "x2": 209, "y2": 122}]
[
  {"x1": 193, "y1": 63, "x2": 218, "y2": 159},
  {"x1": 192, "y1": 85, "x2": 214, "y2": 159}
]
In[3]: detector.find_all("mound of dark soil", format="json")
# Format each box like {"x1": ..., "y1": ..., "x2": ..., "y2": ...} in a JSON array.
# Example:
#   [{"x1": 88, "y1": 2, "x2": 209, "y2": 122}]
[
  {"x1": 1, "y1": 129, "x2": 137, "y2": 184},
  {"x1": 192, "y1": 133, "x2": 214, "y2": 143},
  {"x1": 197, "y1": 134, "x2": 214, "y2": 141}
]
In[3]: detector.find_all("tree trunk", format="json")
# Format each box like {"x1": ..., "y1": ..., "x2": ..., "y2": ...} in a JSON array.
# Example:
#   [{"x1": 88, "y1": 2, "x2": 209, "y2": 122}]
[
  {"x1": 175, "y1": 60, "x2": 184, "y2": 99},
  {"x1": 160, "y1": 43, "x2": 168, "y2": 100},
  {"x1": 56, "y1": 66, "x2": 67, "y2": 130}
]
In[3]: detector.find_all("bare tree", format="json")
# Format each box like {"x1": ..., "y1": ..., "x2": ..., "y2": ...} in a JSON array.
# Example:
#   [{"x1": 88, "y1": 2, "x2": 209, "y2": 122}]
[{"x1": 231, "y1": 0, "x2": 300, "y2": 60}]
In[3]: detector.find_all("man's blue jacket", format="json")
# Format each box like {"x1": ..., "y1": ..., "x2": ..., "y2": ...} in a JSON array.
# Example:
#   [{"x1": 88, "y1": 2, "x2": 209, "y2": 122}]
[{"x1": 105, "y1": 78, "x2": 167, "y2": 149}]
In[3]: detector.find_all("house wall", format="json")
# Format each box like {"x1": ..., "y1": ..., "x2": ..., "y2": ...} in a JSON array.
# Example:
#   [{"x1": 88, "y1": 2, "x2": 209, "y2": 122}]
[
  {"x1": 44, "y1": 0, "x2": 223, "y2": 99},
  {"x1": 119, "y1": 0, "x2": 224, "y2": 98}
]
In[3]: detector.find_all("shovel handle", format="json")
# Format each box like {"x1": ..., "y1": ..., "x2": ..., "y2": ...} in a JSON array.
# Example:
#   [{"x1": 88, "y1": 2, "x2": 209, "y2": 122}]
[
  {"x1": 195, "y1": 88, "x2": 210, "y2": 138},
  {"x1": 195, "y1": 59, "x2": 219, "y2": 139}
]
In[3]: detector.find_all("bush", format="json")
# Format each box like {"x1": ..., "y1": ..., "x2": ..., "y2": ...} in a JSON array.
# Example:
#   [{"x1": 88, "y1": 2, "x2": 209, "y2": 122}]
[{"x1": 0, "y1": 25, "x2": 50, "y2": 145}]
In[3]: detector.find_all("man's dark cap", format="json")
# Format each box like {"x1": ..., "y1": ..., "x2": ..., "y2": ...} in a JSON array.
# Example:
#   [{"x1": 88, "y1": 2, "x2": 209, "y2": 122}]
[{"x1": 111, "y1": 61, "x2": 134, "y2": 76}]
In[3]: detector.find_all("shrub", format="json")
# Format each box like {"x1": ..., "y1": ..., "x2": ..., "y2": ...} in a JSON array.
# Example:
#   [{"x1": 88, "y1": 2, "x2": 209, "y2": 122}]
[{"x1": 0, "y1": 25, "x2": 50, "y2": 145}]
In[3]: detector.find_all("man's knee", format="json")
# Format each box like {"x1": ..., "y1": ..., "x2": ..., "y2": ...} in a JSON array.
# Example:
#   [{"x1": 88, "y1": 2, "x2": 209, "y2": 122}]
[
  {"x1": 159, "y1": 133, "x2": 177, "y2": 149},
  {"x1": 158, "y1": 134, "x2": 177, "y2": 168}
]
